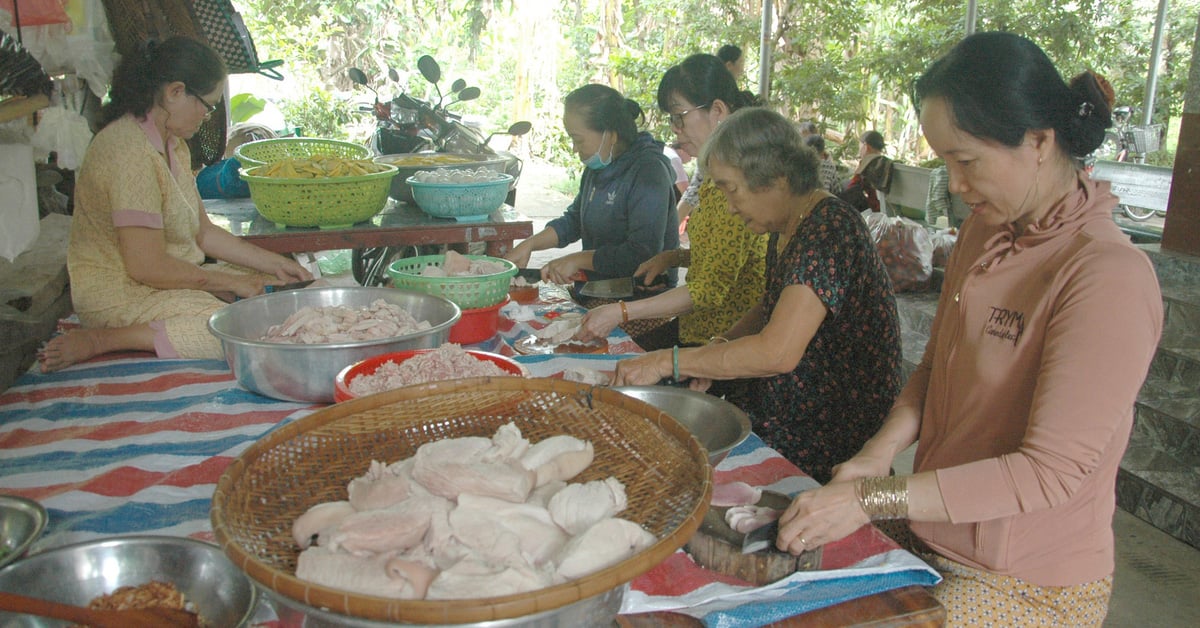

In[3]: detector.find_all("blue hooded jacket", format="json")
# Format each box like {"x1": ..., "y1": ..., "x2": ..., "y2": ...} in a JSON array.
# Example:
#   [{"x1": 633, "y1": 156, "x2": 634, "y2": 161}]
[{"x1": 548, "y1": 131, "x2": 679, "y2": 285}]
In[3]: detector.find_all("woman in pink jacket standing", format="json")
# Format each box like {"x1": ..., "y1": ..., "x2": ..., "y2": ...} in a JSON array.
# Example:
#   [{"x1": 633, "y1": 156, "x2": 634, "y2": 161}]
[{"x1": 775, "y1": 32, "x2": 1162, "y2": 625}]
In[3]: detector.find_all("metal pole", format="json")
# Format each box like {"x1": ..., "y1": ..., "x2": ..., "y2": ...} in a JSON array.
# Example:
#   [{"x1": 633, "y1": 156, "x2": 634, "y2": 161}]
[
  {"x1": 758, "y1": 0, "x2": 773, "y2": 103},
  {"x1": 1143, "y1": 0, "x2": 1170, "y2": 126},
  {"x1": 965, "y1": 0, "x2": 977, "y2": 36}
]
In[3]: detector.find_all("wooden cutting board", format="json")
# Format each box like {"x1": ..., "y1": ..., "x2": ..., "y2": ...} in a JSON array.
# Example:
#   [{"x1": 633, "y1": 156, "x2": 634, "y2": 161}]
[{"x1": 684, "y1": 490, "x2": 821, "y2": 585}]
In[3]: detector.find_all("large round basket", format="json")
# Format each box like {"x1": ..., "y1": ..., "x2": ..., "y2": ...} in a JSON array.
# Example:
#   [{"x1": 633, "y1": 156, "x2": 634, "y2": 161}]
[
  {"x1": 386, "y1": 254, "x2": 517, "y2": 309},
  {"x1": 234, "y1": 137, "x2": 372, "y2": 169},
  {"x1": 241, "y1": 164, "x2": 399, "y2": 228},
  {"x1": 210, "y1": 378, "x2": 712, "y2": 625}
]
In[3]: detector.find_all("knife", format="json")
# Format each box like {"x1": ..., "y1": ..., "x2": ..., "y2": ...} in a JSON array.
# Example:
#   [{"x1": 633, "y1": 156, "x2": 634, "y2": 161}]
[
  {"x1": 742, "y1": 519, "x2": 780, "y2": 554},
  {"x1": 265, "y1": 279, "x2": 317, "y2": 293},
  {"x1": 579, "y1": 277, "x2": 634, "y2": 299}
]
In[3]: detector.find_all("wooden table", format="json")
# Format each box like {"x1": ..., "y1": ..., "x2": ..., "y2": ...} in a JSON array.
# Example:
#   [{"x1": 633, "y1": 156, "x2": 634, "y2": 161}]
[
  {"x1": 618, "y1": 584, "x2": 943, "y2": 627},
  {"x1": 206, "y1": 197, "x2": 533, "y2": 257}
]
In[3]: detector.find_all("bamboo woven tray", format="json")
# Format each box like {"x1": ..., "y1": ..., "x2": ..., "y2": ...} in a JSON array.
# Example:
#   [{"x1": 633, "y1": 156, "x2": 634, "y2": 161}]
[{"x1": 211, "y1": 377, "x2": 712, "y2": 624}]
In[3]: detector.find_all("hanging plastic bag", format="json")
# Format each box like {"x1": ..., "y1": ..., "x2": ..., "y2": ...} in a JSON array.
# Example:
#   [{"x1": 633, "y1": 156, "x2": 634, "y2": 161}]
[
  {"x1": 862, "y1": 211, "x2": 934, "y2": 293},
  {"x1": 31, "y1": 106, "x2": 94, "y2": 169},
  {"x1": 0, "y1": 142, "x2": 40, "y2": 262}
]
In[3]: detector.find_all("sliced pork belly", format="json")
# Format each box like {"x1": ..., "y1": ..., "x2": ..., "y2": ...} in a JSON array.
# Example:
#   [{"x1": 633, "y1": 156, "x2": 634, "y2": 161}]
[
  {"x1": 347, "y1": 458, "x2": 415, "y2": 511},
  {"x1": 724, "y1": 504, "x2": 781, "y2": 533},
  {"x1": 412, "y1": 436, "x2": 536, "y2": 502},
  {"x1": 330, "y1": 495, "x2": 451, "y2": 556},
  {"x1": 426, "y1": 558, "x2": 553, "y2": 600},
  {"x1": 449, "y1": 493, "x2": 568, "y2": 567},
  {"x1": 519, "y1": 435, "x2": 594, "y2": 486},
  {"x1": 711, "y1": 481, "x2": 762, "y2": 507},
  {"x1": 555, "y1": 518, "x2": 656, "y2": 581},
  {"x1": 548, "y1": 477, "x2": 627, "y2": 535},
  {"x1": 292, "y1": 500, "x2": 356, "y2": 548},
  {"x1": 297, "y1": 546, "x2": 415, "y2": 598}
]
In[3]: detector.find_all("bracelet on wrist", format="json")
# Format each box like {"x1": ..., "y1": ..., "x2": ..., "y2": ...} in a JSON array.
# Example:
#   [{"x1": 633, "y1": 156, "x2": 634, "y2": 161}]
[
  {"x1": 855, "y1": 475, "x2": 909, "y2": 521},
  {"x1": 709, "y1": 335, "x2": 729, "y2": 344},
  {"x1": 619, "y1": 300, "x2": 629, "y2": 324},
  {"x1": 671, "y1": 345, "x2": 680, "y2": 382}
]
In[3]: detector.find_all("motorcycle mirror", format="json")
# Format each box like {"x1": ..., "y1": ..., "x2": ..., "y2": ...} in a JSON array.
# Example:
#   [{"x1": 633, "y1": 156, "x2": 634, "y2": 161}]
[
  {"x1": 507, "y1": 121, "x2": 533, "y2": 136},
  {"x1": 454, "y1": 86, "x2": 481, "y2": 103},
  {"x1": 417, "y1": 55, "x2": 441, "y2": 84},
  {"x1": 387, "y1": 67, "x2": 400, "y2": 83},
  {"x1": 348, "y1": 67, "x2": 369, "y2": 87},
  {"x1": 450, "y1": 78, "x2": 467, "y2": 93}
]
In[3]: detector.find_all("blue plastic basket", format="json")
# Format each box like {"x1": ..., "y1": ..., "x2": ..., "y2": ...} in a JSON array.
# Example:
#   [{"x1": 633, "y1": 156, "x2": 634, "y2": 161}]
[{"x1": 407, "y1": 174, "x2": 514, "y2": 222}]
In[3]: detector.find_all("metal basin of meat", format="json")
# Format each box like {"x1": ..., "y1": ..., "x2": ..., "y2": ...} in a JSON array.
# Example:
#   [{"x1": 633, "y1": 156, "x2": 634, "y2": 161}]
[
  {"x1": 208, "y1": 287, "x2": 460, "y2": 403},
  {"x1": 612, "y1": 386, "x2": 752, "y2": 466}
]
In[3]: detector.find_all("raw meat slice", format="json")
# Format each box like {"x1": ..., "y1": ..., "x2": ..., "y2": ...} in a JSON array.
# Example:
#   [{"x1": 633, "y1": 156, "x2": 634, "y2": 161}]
[
  {"x1": 520, "y1": 435, "x2": 594, "y2": 486},
  {"x1": 384, "y1": 556, "x2": 439, "y2": 599},
  {"x1": 555, "y1": 518, "x2": 657, "y2": 581},
  {"x1": 297, "y1": 546, "x2": 414, "y2": 598},
  {"x1": 451, "y1": 493, "x2": 569, "y2": 567},
  {"x1": 347, "y1": 459, "x2": 414, "y2": 511},
  {"x1": 526, "y1": 479, "x2": 567, "y2": 509},
  {"x1": 292, "y1": 501, "x2": 356, "y2": 548},
  {"x1": 330, "y1": 495, "x2": 450, "y2": 556},
  {"x1": 548, "y1": 477, "x2": 628, "y2": 535},
  {"x1": 413, "y1": 437, "x2": 536, "y2": 502},
  {"x1": 711, "y1": 481, "x2": 762, "y2": 507},
  {"x1": 426, "y1": 559, "x2": 553, "y2": 600},
  {"x1": 484, "y1": 421, "x2": 530, "y2": 462},
  {"x1": 724, "y1": 504, "x2": 782, "y2": 533}
]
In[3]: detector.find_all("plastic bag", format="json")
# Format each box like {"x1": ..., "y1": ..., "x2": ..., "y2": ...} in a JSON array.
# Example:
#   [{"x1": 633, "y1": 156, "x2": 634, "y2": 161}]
[
  {"x1": 929, "y1": 228, "x2": 958, "y2": 268},
  {"x1": 862, "y1": 211, "x2": 934, "y2": 293},
  {"x1": 0, "y1": 143, "x2": 40, "y2": 262},
  {"x1": 31, "y1": 106, "x2": 94, "y2": 170}
]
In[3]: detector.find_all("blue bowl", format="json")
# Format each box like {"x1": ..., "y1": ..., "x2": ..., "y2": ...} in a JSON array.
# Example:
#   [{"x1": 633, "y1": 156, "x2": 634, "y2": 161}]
[{"x1": 407, "y1": 174, "x2": 514, "y2": 222}]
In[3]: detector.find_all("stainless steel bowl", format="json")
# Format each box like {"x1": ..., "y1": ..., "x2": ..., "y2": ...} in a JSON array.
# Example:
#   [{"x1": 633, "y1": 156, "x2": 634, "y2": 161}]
[
  {"x1": 0, "y1": 536, "x2": 258, "y2": 627},
  {"x1": 613, "y1": 386, "x2": 752, "y2": 465},
  {"x1": 0, "y1": 495, "x2": 47, "y2": 570},
  {"x1": 208, "y1": 286, "x2": 461, "y2": 403}
]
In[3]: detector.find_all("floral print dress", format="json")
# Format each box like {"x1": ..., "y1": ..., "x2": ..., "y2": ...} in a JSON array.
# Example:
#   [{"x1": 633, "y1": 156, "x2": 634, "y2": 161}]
[{"x1": 751, "y1": 196, "x2": 902, "y2": 483}]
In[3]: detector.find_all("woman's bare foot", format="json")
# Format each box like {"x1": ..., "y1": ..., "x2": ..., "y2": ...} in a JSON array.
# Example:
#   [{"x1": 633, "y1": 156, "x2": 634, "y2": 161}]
[{"x1": 39, "y1": 329, "x2": 106, "y2": 372}]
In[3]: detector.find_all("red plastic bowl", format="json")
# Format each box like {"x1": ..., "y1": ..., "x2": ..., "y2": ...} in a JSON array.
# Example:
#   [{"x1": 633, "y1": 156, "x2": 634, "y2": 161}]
[
  {"x1": 448, "y1": 295, "x2": 510, "y2": 344},
  {"x1": 333, "y1": 347, "x2": 528, "y2": 402}
]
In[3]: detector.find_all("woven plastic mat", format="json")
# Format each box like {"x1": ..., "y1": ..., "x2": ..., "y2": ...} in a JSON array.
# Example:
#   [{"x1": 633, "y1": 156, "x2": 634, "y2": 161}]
[{"x1": 211, "y1": 377, "x2": 712, "y2": 624}]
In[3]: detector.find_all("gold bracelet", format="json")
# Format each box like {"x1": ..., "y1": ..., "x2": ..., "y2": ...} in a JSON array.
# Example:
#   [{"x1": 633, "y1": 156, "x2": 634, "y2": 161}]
[
  {"x1": 709, "y1": 335, "x2": 729, "y2": 344},
  {"x1": 855, "y1": 475, "x2": 908, "y2": 520},
  {"x1": 619, "y1": 300, "x2": 629, "y2": 323}
]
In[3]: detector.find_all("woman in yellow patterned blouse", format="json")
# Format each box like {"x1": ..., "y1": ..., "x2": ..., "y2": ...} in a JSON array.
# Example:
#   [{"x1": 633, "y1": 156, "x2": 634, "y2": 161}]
[
  {"x1": 40, "y1": 37, "x2": 310, "y2": 372},
  {"x1": 578, "y1": 54, "x2": 766, "y2": 352}
]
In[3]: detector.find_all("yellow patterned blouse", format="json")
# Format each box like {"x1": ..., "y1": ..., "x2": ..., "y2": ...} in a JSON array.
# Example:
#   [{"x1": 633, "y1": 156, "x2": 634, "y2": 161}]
[{"x1": 678, "y1": 178, "x2": 768, "y2": 344}]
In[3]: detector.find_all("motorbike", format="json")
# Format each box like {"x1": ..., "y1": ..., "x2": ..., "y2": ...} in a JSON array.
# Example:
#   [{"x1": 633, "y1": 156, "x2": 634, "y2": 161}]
[{"x1": 347, "y1": 55, "x2": 533, "y2": 286}]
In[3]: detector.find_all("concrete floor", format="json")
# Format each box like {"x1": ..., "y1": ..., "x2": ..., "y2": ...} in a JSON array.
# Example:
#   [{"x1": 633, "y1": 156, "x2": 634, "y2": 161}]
[{"x1": 518, "y1": 160, "x2": 1200, "y2": 627}]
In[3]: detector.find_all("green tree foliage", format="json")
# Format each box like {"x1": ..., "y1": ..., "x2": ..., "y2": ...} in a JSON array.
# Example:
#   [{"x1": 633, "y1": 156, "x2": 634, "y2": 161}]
[{"x1": 235, "y1": 0, "x2": 1196, "y2": 167}]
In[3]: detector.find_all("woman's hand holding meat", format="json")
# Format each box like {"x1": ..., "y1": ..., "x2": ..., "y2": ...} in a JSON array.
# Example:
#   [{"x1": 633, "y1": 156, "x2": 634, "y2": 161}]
[
  {"x1": 576, "y1": 303, "x2": 621, "y2": 342},
  {"x1": 776, "y1": 481, "x2": 867, "y2": 554},
  {"x1": 543, "y1": 255, "x2": 586, "y2": 285},
  {"x1": 633, "y1": 250, "x2": 675, "y2": 287},
  {"x1": 613, "y1": 350, "x2": 672, "y2": 386}
]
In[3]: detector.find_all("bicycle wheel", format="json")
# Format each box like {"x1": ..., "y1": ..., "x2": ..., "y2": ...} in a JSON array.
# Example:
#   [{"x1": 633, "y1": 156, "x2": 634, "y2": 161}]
[{"x1": 1121, "y1": 204, "x2": 1157, "y2": 221}]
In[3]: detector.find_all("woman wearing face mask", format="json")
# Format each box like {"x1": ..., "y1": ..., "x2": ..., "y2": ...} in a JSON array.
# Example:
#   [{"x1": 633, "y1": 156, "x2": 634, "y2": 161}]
[
  {"x1": 504, "y1": 84, "x2": 678, "y2": 289},
  {"x1": 577, "y1": 54, "x2": 766, "y2": 361},
  {"x1": 40, "y1": 36, "x2": 311, "y2": 372}
]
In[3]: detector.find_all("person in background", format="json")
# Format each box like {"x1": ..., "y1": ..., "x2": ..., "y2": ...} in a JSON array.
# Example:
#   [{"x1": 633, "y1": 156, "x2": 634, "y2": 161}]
[
  {"x1": 40, "y1": 36, "x2": 312, "y2": 372},
  {"x1": 663, "y1": 143, "x2": 690, "y2": 196},
  {"x1": 504, "y1": 83, "x2": 678, "y2": 289},
  {"x1": 717, "y1": 44, "x2": 745, "y2": 80},
  {"x1": 839, "y1": 129, "x2": 894, "y2": 212},
  {"x1": 805, "y1": 134, "x2": 840, "y2": 194},
  {"x1": 775, "y1": 32, "x2": 1162, "y2": 625},
  {"x1": 577, "y1": 53, "x2": 766, "y2": 359},
  {"x1": 611, "y1": 108, "x2": 902, "y2": 483},
  {"x1": 923, "y1": 163, "x2": 953, "y2": 228}
]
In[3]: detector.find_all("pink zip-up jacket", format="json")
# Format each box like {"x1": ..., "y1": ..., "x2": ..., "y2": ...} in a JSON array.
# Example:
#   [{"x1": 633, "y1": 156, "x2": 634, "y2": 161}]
[{"x1": 897, "y1": 173, "x2": 1162, "y2": 586}]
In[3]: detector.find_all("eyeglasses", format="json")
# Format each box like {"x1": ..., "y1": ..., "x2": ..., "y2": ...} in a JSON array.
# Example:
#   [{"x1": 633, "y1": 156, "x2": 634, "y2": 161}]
[
  {"x1": 668, "y1": 103, "x2": 710, "y2": 128},
  {"x1": 186, "y1": 87, "x2": 219, "y2": 117}
]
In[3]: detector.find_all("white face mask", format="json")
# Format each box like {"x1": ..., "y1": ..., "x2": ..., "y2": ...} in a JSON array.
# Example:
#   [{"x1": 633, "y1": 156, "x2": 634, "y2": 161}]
[{"x1": 583, "y1": 131, "x2": 614, "y2": 170}]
